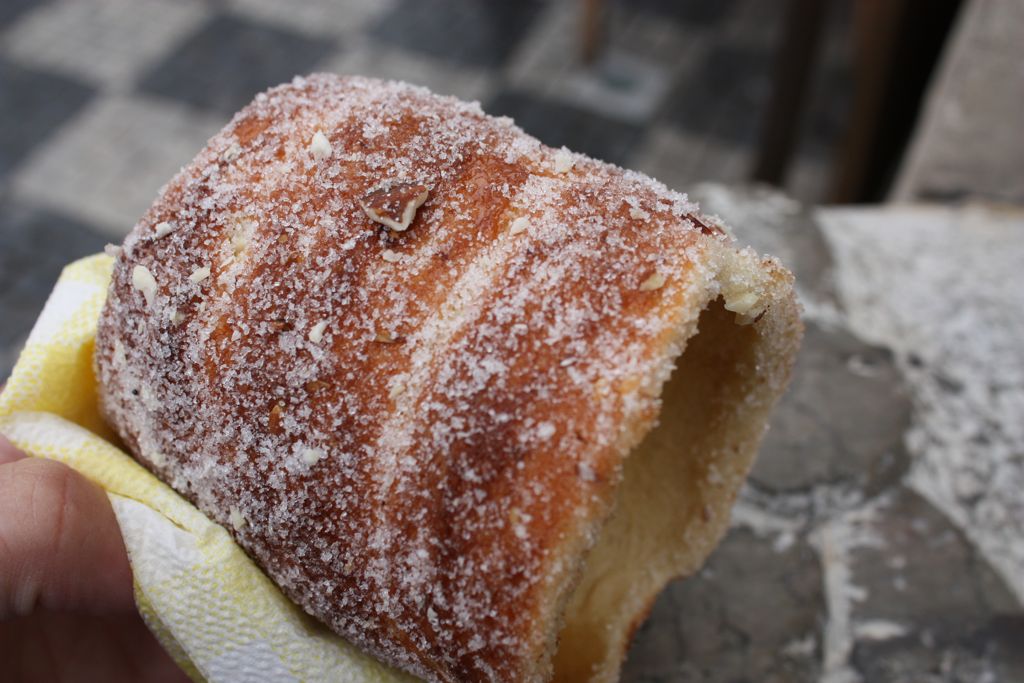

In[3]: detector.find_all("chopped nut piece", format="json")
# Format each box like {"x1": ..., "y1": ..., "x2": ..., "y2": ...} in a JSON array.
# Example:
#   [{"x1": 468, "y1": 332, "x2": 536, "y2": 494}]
[
  {"x1": 112, "y1": 340, "x2": 126, "y2": 366},
  {"x1": 374, "y1": 331, "x2": 401, "y2": 344},
  {"x1": 639, "y1": 272, "x2": 666, "y2": 291},
  {"x1": 639, "y1": 378, "x2": 662, "y2": 398},
  {"x1": 189, "y1": 266, "x2": 211, "y2": 283},
  {"x1": 268, "y1": 402, "x2": 285, "y2": 434},
  {"x1": 229, "y1": 507, "x2": 247, "y2": 530},
  {"x1": 310, "y1": 130, "x2": 332, "y2": 163},
  {"x1": 389, "y1": 383, "x2": 406, "y2": 400},
  {"x1": 381, "y1": 249, "x2": 401, "y2": 263},
  {"x1": 690, "y1": 215, "x2": 724, "y2": 236},
  {"x1": 301, "y1": 448, "x2": 323, "y2": 466},
  {"x1": 509, "y1": 507, "x2": 531, "y2": 539},
  {"x1": 629, "y1": 207, "x2": 650, "y2": 221},
  {"x1": 104, "y1": 244, "x2": 122, "y2": 258},
  {"x1": 231, "y1": 221, "x2": 254, "y2": 256},
  {"x1": 131, "y1": 265, "x2": 158, "y2": 307},
  {"x1": 153, "y1": 221, "x2": 176, "y2": 239},
  {"x1": 553, "y1": 147, "x2": 574, "y2": 174},
  {"x1": 149, "y1": 450, "x2": 167, "y2": 467},
  {"x1": 508, "y1": 216, "x2": 530, "y2": 235},
  {"x1": 169, "y1": 309, "x2": 184, "y2": 325},
  {"x1": 222, "y1": 142, "x2": 242, "y2": 162},
  {"x1": 309, "y1": 320, "x2": 328, "y2": 343},
  {"x1": 360, "y1": 182, "x2": 429, "y2": 232},
  {"x1": 576, "y1": 462, "x2": 596, "y2": 482}
]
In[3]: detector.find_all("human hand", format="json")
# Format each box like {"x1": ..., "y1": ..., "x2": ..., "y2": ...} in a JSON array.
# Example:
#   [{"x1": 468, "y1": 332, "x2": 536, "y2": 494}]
[{"x1": 0, "y1": 432, "x2": 189, "y2": 682}]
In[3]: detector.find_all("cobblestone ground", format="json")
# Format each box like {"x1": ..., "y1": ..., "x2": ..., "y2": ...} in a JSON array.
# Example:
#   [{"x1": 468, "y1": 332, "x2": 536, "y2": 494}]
[
  {"x1": 2, "y1": 1, "x2": 1022, "y2": 681},
  {"x1": 620, "y1": 188, "x2": 1024, "y2": 682}
]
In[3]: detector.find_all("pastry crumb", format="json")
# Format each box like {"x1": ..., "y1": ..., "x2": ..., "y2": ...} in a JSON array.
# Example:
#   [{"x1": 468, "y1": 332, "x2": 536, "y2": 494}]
[
  {"x1": 724, "y1": 291, "x2": 760, "y2": 315},
  {"x1": 553, "y1": 147, "x2": 574, "y2": 174}
]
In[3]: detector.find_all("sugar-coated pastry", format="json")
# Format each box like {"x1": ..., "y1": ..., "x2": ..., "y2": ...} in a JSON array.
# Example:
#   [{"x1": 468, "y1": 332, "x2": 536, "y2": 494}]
[{"x1": 95, "y1": 74, "x2": 801, "y2": 682}]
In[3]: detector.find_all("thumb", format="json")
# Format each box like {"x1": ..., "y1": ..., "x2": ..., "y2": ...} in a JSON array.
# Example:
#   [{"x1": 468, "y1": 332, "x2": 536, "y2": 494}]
[{"x1": 0, "y1": 434, "x2": 135, "y2": 619}]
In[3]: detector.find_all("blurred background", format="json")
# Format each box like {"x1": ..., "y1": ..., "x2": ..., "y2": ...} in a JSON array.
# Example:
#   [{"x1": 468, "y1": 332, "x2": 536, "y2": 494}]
[
  {"x1": 5, "y1": 0, "x2": 1021, "y2": 378},
  {"x1": 2, "y1": 1, "x2": 1023, "y2": 681}
]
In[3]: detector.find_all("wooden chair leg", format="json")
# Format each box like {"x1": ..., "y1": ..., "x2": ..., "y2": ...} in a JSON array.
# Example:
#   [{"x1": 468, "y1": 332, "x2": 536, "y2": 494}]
[
  {"x1": 581, "y1": 0, "x2": 605, "y2": 65},
  {"x1": 828, "y1": 0, "x2": 908, "y2": 203},
  {"x1": 751, "y1": 0, "x2": 829, "y2": 186}
]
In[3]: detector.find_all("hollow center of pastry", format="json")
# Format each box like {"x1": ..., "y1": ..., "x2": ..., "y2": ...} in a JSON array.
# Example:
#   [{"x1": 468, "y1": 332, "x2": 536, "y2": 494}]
[{"x1": 553, "y1": 298, "x2": 766, "y2": 682}]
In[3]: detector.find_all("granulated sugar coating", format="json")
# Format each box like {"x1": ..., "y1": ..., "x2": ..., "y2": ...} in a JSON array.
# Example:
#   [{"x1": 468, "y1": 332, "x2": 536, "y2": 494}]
[{"x1": 95, "y1": 75, "x2": 801, "y2": 682}]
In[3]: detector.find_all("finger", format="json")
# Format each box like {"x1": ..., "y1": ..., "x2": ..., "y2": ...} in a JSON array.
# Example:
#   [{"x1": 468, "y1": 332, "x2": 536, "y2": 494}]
[
  {"x1": 0, "y1": 458, "x2": 135, "y2": 619},
  {"x1": 0, "y1": 610, "x2": 192, "y2": 683},
  {"x1": 0, "y1": 433, "x2": 27, "y2": 465}
]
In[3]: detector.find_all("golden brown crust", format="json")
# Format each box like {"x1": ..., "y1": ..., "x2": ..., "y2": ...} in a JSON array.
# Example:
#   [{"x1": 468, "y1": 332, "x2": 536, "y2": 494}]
[{"x1": 94, "y1": 75, "x2": 801, "y2": 682}]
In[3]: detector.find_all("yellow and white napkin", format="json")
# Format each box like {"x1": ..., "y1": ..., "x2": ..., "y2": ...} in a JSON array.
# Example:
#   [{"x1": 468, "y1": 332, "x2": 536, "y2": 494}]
[{"x1": 0, "y1": 254, "x2": 412, "y2": 683}]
